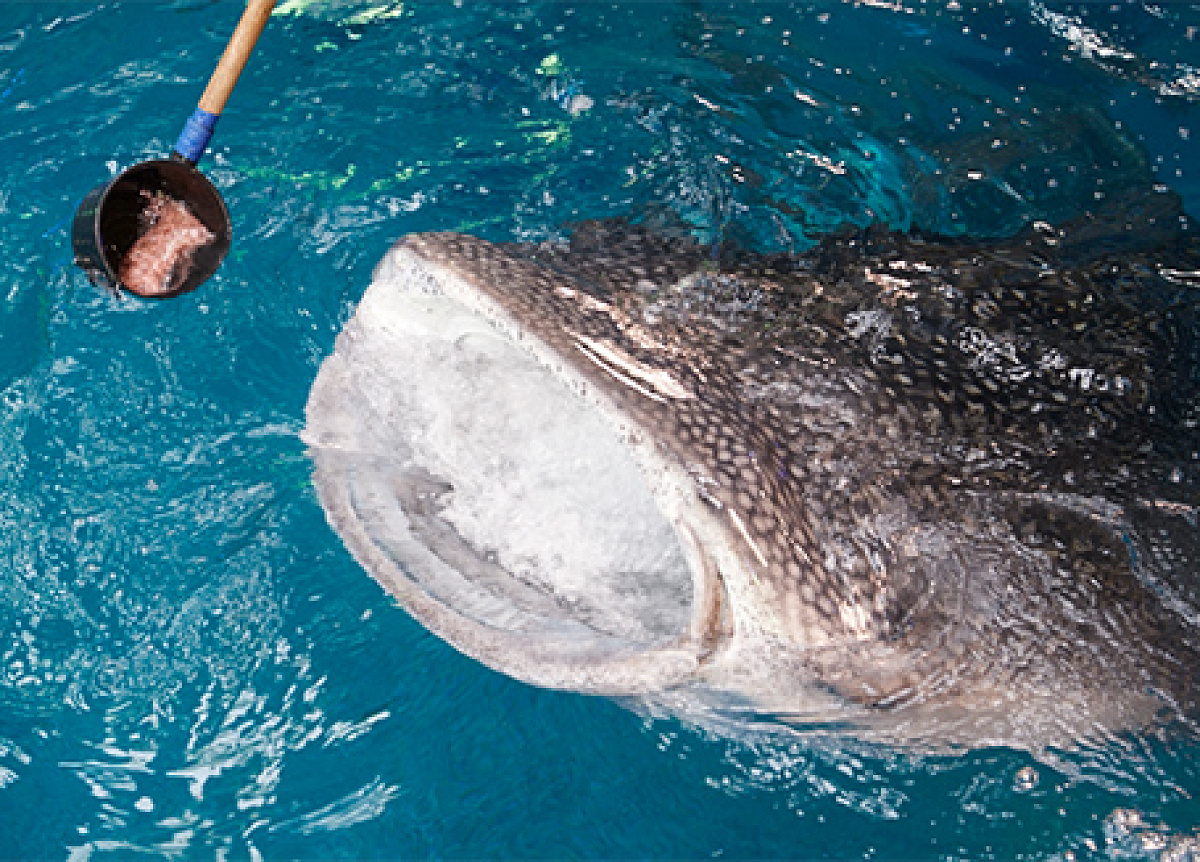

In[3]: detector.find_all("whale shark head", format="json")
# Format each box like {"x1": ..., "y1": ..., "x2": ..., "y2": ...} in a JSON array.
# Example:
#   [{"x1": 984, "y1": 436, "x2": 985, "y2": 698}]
[{"x1": 305, "y1": 202, "x2": 1200, "y2": 748}]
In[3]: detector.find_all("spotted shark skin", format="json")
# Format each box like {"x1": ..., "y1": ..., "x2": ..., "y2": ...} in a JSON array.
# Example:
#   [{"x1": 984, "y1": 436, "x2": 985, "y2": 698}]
[{"x1": 307, "y1": 197, "x2": 1200, "y2": 748}]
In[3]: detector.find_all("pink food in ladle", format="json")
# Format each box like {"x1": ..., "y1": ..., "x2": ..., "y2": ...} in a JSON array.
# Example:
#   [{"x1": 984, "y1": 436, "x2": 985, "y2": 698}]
[{"x1": 119, "y1": 192, "x2": 215, "y2": 297}]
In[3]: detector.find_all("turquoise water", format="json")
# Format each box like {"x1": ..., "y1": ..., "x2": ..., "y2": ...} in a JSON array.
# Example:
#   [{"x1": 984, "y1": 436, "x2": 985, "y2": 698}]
[{"x1": 2, "y1": 0, "x2": 1200, "y2": 858}]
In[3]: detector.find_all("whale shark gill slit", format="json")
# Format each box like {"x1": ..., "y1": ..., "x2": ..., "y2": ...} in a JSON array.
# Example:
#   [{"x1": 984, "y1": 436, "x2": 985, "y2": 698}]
[{"x1": 306, "y1": 192, "x2": 1200, "y2": 749}]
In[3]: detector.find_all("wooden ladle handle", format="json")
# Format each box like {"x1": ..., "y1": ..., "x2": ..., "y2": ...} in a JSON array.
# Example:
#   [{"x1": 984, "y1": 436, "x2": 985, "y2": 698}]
[
  {"x1": 198, "y1": 0, "x2": 276, "y2": 115},
  {"x1": 172, "y1": 0, "x2": 276, "y2": 164}
]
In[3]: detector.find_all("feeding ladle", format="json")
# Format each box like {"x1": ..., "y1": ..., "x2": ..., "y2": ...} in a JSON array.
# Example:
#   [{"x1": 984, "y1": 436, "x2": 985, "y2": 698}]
[{"x1": 72, "y1": 0, "x2": 276, "y2": 299}]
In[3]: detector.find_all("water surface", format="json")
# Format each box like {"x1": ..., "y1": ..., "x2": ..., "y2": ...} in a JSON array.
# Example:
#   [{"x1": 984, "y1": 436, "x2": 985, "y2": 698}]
[{"x1": 1, "y1": 1, "x2": 1199, "y2": 858}]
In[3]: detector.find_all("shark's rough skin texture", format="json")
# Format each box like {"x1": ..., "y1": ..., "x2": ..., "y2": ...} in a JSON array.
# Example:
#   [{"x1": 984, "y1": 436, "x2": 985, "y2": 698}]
[{"x1": 305, "y1": 193, "x2": 1200, "y2": 750}]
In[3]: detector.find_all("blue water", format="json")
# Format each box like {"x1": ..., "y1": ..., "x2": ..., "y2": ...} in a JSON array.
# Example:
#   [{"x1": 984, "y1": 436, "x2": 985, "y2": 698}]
[{"x1": 2, "y1": 0, "x2": 1200, "y2": 858}]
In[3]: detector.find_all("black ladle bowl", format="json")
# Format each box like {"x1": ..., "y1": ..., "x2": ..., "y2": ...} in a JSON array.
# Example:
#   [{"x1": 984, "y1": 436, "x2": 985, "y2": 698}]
[
  {"x1": 72, "y1": 0, "x2": 275, "y2": 300},
  {"x1": 72, "y1": 158, "x2": 232, "y2": 299}
]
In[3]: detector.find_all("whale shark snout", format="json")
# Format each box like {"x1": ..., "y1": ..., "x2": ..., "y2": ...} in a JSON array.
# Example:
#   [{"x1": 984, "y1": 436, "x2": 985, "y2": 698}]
[{"x1": 305, "y1": 207, "x2": 1200, "y2": 749}]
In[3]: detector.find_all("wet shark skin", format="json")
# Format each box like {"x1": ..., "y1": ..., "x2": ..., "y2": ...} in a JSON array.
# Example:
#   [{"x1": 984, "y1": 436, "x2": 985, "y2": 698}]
[{"x1": 307, "y1": 203, "x2": 1200, "y2": 746}]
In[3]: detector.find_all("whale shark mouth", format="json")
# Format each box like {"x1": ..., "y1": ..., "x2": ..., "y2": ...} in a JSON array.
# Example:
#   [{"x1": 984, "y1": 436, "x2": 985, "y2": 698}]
[{"x1": 303, "y1": 239, "x2": 726, "y2": 695}]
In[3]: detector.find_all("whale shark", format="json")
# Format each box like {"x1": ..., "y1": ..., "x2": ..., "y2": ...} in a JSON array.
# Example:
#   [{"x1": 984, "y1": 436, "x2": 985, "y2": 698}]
[{"x1": 304, "y1": 192, "x2": 1200, "y2": 750}]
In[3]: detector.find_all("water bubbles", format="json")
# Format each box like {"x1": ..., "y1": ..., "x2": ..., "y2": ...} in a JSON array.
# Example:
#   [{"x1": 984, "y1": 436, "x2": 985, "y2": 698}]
[
  {"x1": 1013, "y1": 765, "x2": 1039, "y2": 791},
  {"x1": 1101, "y1": 809, "x2": 1200, "y2": 859}
]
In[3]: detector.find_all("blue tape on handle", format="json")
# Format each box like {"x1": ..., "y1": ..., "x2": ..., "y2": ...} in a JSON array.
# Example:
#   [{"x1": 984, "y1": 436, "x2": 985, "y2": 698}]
[{"x1": 172, "y1": 107, "x2": 220, "y2": 164}]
